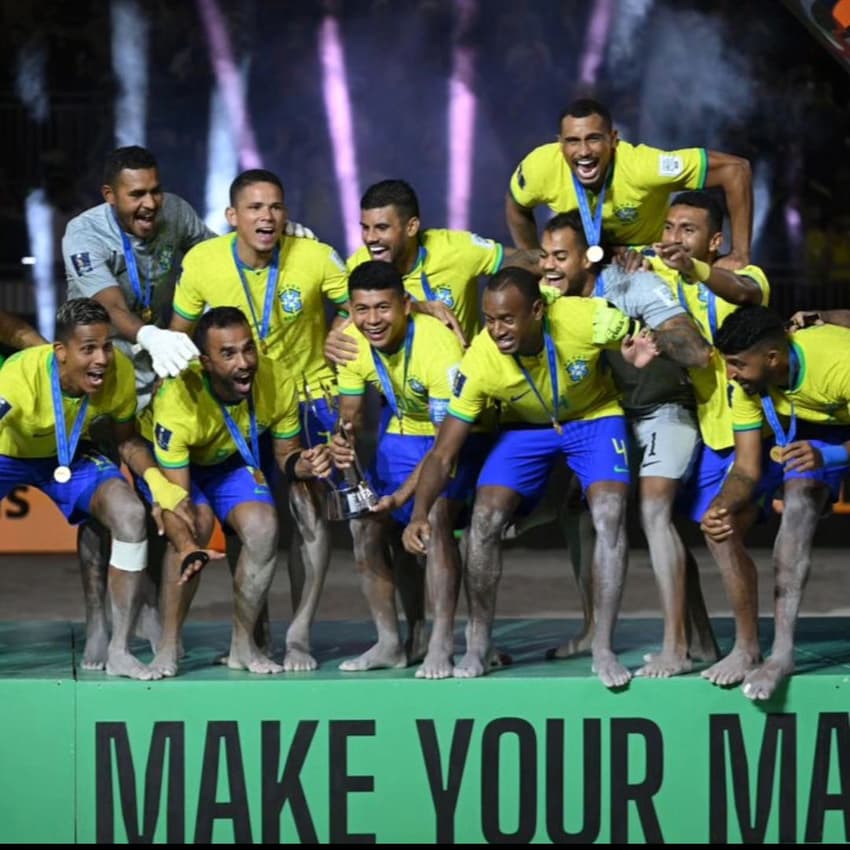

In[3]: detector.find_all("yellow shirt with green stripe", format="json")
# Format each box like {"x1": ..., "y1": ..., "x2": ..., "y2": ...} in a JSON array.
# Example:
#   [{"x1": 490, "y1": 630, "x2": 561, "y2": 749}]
[
  {"x1": 653, "y1": 260, "x2": 770, "y2": 450},
  {"x1": 449, "y1": 297, "x2": 626, "y2": 427},
  {"x1": 173, "y1": 233, "x2": 348, "y2": 399},
  {"x1": 0, "y1": 345, "x2": 136, "y2": 458},
  {"x1": 144, "y1": 356, "x2": 300, "y2": 468},
  {"x1": 347, "y1": 229, "x2": 503, "y2": 343},
  {"x1": 337, "y1": 313, "x2": 462, "y2": 437},
  {"x1": 731, "y1": 325, "x2": 850, "y2": 435},
  {"x1": 510, "y1": 140, "x2": 707, "y2": 246}
]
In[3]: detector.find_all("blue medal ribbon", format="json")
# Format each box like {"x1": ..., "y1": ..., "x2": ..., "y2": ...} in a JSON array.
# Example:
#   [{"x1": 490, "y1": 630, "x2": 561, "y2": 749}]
[
  {"x1": 114, "y1": 211, "x2": 153, "y2": 315},
  {"x1": 677, "y1": 279, "x2": 717, "y2": 340},
  {"x1": 371, "y1": 319, "x2": 415, "y2": 433},
  {"x1": 760, "y1": 345, "x2": 800, "y2": 448},
  {"x1": 594, "y1": 272, "x2": 606, "y2": 297},
  {"x1": 231, "y1": 236, "x2": 280, "y2": 348},
  {"x1": 49, "y1": 353, "x2": 90, "y2": 473},
  {"x1": 415, "y1": 246, "x2": 436, "y2": 301},
  {"x1": 571, "y1": 168, "x2": 609, "y2": 250},
  {"x1": 512, "y1": 318, "x2": 562, "y2": 433},
  {"x1": 218, "y1": 393, "x2": 261, "y2": 470}
]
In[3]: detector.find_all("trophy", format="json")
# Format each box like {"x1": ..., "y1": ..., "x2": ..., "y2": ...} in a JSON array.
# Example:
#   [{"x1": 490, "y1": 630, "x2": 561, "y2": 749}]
[{"x1": 303, "y1": 378, "x2": 378, "y2": 521}]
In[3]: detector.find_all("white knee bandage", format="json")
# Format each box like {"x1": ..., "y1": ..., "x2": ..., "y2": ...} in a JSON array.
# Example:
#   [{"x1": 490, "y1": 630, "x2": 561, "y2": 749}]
[{"x1": 110, "y1": 538, "x2": 148, "y2": 572}]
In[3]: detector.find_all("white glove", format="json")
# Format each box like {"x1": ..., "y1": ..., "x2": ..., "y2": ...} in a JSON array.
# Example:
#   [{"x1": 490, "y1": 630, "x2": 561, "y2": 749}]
[
  {"x1": 136, "y1": 325, "x2": 199, "y2": 378},
  {"x1": 285, "y1": 220, "x2": 316, "y2": 240}
]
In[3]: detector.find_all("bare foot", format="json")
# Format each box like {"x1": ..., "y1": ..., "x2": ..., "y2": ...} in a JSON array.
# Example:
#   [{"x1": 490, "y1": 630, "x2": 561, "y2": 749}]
[
  {"x1": 636, "y1": 651, "x2": 693, "y2": 678},
  {"x1": 339, "y1": 642, "x2": 406, "y2": 672},
  {"x1": 592, "y1": 650, "x2": 631, "y2": 688},
  {"x1": 742, "y1": 656, "x2": 794, "y2": 701},
  {"x1": 106, "y1": 650, "x2": 161, "y2": 681},
  {"x1": 283, "y1": 644, "x2": 318, "y2": 672},
  {"x1": 136, "y1": 602, "x2": 162, "y2": 655},
  {"x1": 226, "y1": 650, "x2": 284, "y2": 674},
  {"x1": 688, "y1": 626, "x2": 720, "y2": 663},
  {"x1": 416, "y1": 649, "x2": 454, "y2": 680},
  {"x1": 701, "y1": 647, "x2": 761, "y2": 686},
  {"x1": 453, "y1": 650, "x2": 488, "y2": 679},
  {"x1": 150, "y1": 648, "x2": 179, "y2": 678},
  {"x1": 81, "y1": 630, "x2": 108, "y2": 671},
  {"x1": 546, "y1": 625, "x2": 594, "y2": 660}
]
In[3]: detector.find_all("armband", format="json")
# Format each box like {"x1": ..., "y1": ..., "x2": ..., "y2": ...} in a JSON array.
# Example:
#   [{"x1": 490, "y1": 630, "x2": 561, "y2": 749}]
[
  {"x1": 820, "y1": 444, "x2": 850, "y2": 469},
  {"x1": 143, "y1": 467, "x2": 189, "y2": 512}
]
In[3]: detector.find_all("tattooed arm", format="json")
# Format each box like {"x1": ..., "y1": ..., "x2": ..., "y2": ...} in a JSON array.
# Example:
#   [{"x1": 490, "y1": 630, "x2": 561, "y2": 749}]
[{"x1": 653, "y1": 313, "x2": 712, "y2": 369}]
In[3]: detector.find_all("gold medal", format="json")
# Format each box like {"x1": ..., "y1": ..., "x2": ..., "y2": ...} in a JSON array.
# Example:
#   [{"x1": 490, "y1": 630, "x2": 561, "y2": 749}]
[
  {"x1": 586, "y1": 245, "x2": 604, "y2": 264},
  {"x1": 770, "y1": 445, "x2": 785, "y2": 463},
  {"x1": 140, "y1": 307, "x2": 153, "y2": 323},
  {"x1": 251, "y1": 467, "x2": 266, "y2": 486}
]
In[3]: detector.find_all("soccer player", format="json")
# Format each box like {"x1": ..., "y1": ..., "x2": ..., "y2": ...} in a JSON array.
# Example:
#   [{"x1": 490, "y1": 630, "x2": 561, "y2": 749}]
[
  {"x1": 539, "y1": 211, "x2": 716, "y2": 676},
  {"x1": 143, "y1": 307, "x2": 331, "y2": 676},
  {"x1": 704, "y1": 306, "x2": 850, "y2": 700},
  {"x1": 506, "y1": 98, "x2": 752, "y2": 270},
  {"x1": 0, "y1": 299, "x2": 186, "y2": 679},
  {"x1": 646, "y1": 191, "x2": 771, "y2": 685},
  {"x1": 403, "y1": 267, "x2": 657, "y2": 687},
  {"x1": 169, "y1": 169, "x2": 347, "y2": 671},
  {"x1": 331, "y1": 261, "x2": 483, "y2": 678}
]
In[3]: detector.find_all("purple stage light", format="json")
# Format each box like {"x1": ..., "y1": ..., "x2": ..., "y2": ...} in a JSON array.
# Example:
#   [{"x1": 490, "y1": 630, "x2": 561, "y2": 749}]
[
  {"x1": 319, "y1": 14, "x2": 361, "y2": 256},
  {"x1": 579, "y1": 0, "x2": 615, "y2": 87},
  {"x1": 196, "y1": 0, "x2": 262, "y2": 169}
]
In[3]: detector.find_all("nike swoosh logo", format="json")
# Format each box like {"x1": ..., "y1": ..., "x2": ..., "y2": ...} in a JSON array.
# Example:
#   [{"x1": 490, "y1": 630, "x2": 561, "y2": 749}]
[
  {"x1": 642, "y1": 460, "x2": 661, "y2": 467},
  {"x1": 509, "y1": 390, "x2": 530, "y2": 402}
]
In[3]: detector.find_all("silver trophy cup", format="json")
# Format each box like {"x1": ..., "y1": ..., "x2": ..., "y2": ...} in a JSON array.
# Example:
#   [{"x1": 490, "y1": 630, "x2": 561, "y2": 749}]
[{"x1": 325, "y1": 419, "x2": 378, "y2": 521}]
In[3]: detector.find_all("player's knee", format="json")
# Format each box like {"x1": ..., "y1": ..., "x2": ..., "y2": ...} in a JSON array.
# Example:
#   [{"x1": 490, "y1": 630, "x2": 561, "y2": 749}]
[
  {"x1": 589, "y1": 490, "x2": 626, "y2": 540},
  {"x1": 639, "y1": 495, "x2": 673, "y2": 535},
  {"x1": 469, "y1": 501, "x2": 510, "y2": 544},
  {"x1": 237, "y1": 508, "x2": 278, "y2": 561},
  {"x1": 351, "y1": 517, "x2": 382, "y2": 562},
  {"x1": 107, "y1": 495, "x2": 147, "y2": 543}
]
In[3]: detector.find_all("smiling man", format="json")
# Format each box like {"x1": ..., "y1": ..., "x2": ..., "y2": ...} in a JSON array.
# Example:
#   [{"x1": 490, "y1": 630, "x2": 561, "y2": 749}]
[
  {"x1": 169, "y1": 168, "x2": 349, "y2": 672},
  {"x1": 506, "y1": 98, "x2": 752, "y2": 270},
  {"x1": 142, "y1": 307, "x2": 331, "y2": 677},
  {"x1": 0, "y1": 299, "x2": 186, "y2": 679}
]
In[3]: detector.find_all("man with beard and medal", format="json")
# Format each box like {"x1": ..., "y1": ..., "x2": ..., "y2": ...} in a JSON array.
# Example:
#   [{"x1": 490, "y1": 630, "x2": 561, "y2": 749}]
[
  {"x1": 140, "y1": 307, "x2": 331, "y2": 677},
  {"x1": 703, "y1": 306, "x2": 850, "y2": 702},
  {"x1": 169, "y1": 168, "x2": 348, "y2": 673},
  {"x1": 0, "y1": 299, "x2": 196, "y2": 680},
  {"x1": 506, "y1": 98, "x2": 753, "y2": 271}
]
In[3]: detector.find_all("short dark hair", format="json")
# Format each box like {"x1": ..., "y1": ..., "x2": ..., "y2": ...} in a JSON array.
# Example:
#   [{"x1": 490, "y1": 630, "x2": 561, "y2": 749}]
[
  {"x1": 670, "y1": 191, "x2": 724, "y2": 234},
  {"x1": 55, "y1": 298, "x2": 110, "y2": 343},
  {"x1": 558, "y1": 98, "x2": 612, "y2": 131},
  {"x1": 360, "y1": 179, "x2": 420, "y2": 221},
  {"x1": 485, "y1": 267, "x2": 541, "y2": 304},
  {"x1": 194, "y1": 306, "x2": 252, "y2": 355},
  {"x1": 348, "y1": 261, "x2": 406, "y2": 298},
  {"x1": 715, "y1": 306, "x2": 786, "y2": 356},
  {"x1": 543, "y1": 210, "x2": 610, "y2": 263},
  {"x1": 229, "y1": 169, "x2": 284, "y2": 207},
  {"x1": 103, "y1": 146, "x2": 158, "y2": 187}
]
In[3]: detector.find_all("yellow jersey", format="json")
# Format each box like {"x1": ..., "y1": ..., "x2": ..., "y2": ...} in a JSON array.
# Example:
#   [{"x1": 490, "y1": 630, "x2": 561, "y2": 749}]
[
  {"x1": 654, "y1": 261, "x2": 771, "y2": 450},
  {"x1": 145, "y1": 355, "x2": 301, "y2": 468},
  {"x1": 0, "y1": 345, "x2": 136, "y2": 459},
  {"x1": 731, "y1": 325, "x2": 850, "y2": 434},
  {"x1": 337, "y1": 313, "x2": 462, "y2": 437},
  {"x1": 173, "y1": 233, "x2": 348, "y2": 399},
  {"x1": 510, "y1": 140, "x2": 707, "y2": 246},
  {"x1": 347, "y1": 229, "x2": 503, "y2": 343},
  {"x1": 449, "y1": 297, "x2": 626, "y2": 426}
]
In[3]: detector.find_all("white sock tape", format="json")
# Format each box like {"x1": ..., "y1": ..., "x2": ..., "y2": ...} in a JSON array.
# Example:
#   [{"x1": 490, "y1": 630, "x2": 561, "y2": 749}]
[{"x1": 110, "y1": 538, "x2": 148, "y2": 572}]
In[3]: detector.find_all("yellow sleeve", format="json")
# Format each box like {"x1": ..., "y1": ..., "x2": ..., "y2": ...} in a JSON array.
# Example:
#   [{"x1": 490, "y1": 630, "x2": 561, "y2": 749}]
[
  {"x1": 730, "y1": 382, "x2": 764, "y2": 432},
  {"x1": 424, "y1": 324, "x2": 464, "y2": 422},
  {"x1": 451, "y1": 230, "x2": 504, "y2": 276},
  {"x1": 270, "y1": 375, "x2": 301, "y2": 439},
  {"x1": 0, "y1": 358, "x2": 24, "y2": 425},
  {"x1": 172, "y1": 245, "x2": 207, "y2": 321},
  {"x1": 320, "y1": 245, "x2": 350, "y2": 305},
  {"x1": 110, "y1": 352, "x2": 138, "y2": 422},
  {"x1": 346, "y1": 246, "x2": 370, "y2": 275},
  {"x1": 446, "y1": 341, "x2": 490, "y2": 423},
  {"x1": 736, "y1": 265, "x2": 770, "y2": 307},
  {"x1": 509, "y1": 145, "x2": 553, "y2": 209},
  {"x1": 633, "y1": 144, "x2": 708, "y2": 190},
  {"x1": 336, "y1": 328, "x2": 368, "y2": 396},
  {"x1": 590, "y1": 297, "x2": 639, "y2": 347},
  {"x1": 151, "y1": 381, "x2": 191, "y2": 468}
]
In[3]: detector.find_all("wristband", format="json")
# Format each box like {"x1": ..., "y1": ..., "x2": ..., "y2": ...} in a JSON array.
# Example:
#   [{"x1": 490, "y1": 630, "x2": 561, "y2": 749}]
[
  {"x1": 689, "y1": 258, "x2": 711, "y2": 282},
  {"x1": 180, "y1": 549, "x2": 210, "y2": 576},
  {"x1": 283, "y1": 451, "x2": 302, "y2": 482},
  {"x1": 143, "y1": 467, "x2": 189, "y2": 512},
  {"x1": 819, "y1": 444, "x2": 850, "y2": 469}
]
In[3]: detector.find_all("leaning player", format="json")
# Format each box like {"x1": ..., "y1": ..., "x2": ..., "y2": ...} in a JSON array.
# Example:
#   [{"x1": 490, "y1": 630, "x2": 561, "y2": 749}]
[{"x1": 143, "y1": 307, "x2": 331, "y2": 676}]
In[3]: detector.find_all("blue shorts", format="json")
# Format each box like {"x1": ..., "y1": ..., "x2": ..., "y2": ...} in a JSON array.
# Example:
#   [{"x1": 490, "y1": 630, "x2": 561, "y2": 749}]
[
  {"x1": 678, "y1": 444, "x2": 735, "y2": 523},
  {"x1": 0, "y1": 448, "x2": 124, "y2": 525},
  {"x1": 137, "y1": 451, "x2": 275, "y2": 528},
  {"x1": 368, "y1": 432, "x2": 490, "y2": 525},
  {"x1": 298, "y1": 397, "x2": 337, "y2": 448},
  {"x1": 762, "y1": 423, "x2": 850, "y2": 502},
  {"x1": 477, "y1": 415, "x2": 631, "y2": 513}
]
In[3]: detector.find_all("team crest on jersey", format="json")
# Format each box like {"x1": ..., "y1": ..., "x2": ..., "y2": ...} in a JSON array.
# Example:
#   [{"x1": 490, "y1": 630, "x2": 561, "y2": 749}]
[
  {"x1": 434, "y1": 286, "x2": 455, "y2": 309},
  {"x1": 279, "y1": 286, "x2": 303, "y2": 317},
  {"x1": 613, "y1": 205, "x2": 638, "y2": 223},
  {"x1": 152, "y1": 245, "x2": 175, "y2": 278},
  {"x1": 154, "y1": 423, "x2": 173, "y2": 451},
  {"x1": 407, "y1": 376, "x2": 427, "y2": 398},
  {"x1": 71, "y1": 252, "x2": 93, "y2": 276},
  {"x1": 0, "y1": 397, "x2": 11, "y2": 420},
  {"x1": 565, "y1": 358, "x2": 590, "y2": 383}
]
